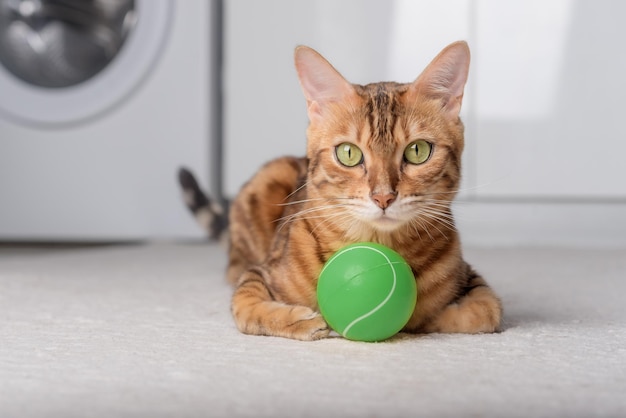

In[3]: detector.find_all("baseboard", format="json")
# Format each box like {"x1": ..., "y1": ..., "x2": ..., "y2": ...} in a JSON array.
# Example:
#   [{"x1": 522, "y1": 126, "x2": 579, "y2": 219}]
[{"x1": 454, "y1": 200, "x2": 626, "y2": 248}]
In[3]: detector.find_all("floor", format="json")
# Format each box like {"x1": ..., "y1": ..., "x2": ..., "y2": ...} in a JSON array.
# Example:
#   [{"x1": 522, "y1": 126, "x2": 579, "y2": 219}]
[{"x1": 1, "y1": 243, "x2": 625, "y2": 418}]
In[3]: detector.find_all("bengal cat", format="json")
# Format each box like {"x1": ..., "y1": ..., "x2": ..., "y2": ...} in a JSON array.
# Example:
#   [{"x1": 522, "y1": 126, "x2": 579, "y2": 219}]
[{"x1": 179, "y1": 41, "x2": 502, "y2": 340}]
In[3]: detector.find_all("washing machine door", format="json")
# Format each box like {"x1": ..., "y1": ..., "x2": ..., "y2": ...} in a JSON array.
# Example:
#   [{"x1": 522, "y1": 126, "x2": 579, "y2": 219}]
[
  {"x1": 0, "y1": 0, "x2": 213, "y2": 242},
  {"x1": 0, "y1": 0, "x2": 172, "y2": 126}
]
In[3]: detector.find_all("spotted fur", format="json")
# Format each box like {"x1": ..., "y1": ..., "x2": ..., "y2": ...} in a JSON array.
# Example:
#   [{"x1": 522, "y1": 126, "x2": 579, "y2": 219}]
[{"x1": 183, "y1": 42, "x2": 502, "y2": 340}]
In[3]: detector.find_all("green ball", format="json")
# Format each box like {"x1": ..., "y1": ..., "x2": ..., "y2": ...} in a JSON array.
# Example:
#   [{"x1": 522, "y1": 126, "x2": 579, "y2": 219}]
[{"x1": 317, "y1": 242, "x2": 417, "y2": 342}]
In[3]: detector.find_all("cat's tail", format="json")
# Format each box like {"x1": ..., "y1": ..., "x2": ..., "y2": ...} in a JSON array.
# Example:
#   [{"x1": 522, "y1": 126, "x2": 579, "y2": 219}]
[{"x1": 178, "y1": 167, "x2": 228, "y2": 240}]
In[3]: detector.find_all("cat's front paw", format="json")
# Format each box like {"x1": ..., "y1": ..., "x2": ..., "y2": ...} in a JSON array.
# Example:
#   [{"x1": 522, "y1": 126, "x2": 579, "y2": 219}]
[
  {"x1": 232, "y1": 299, "x2": 330, "y2": 341},
  {"x1": 285, "y1": 306, "x2": 330, "y2": 341},
  {"x1": 424, "y1": 285, "x2": 502, "y2": 334}
]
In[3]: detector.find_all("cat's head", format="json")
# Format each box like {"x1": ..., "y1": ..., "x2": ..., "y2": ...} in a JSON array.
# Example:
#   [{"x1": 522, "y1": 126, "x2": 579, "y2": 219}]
[{"x1": 294, "y1": 42, "x2": 469, "y2": 237}]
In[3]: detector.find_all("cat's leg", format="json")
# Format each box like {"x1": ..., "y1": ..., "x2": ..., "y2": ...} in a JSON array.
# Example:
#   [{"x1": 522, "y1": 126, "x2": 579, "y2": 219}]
[
  {"x1": 424, "y1": 269, "x2": 502, "y2": 334},
  {"x1": 231, "y1": 268, "x2": 330, "y2": 341},
  {"x1": 227, "y1": 156, "x2": 328, "y2": 340}
]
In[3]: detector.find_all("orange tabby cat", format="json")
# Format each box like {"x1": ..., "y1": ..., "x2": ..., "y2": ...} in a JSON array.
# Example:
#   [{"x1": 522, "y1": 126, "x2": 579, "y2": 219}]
[{"x1": 180, "y1": 41, "x2": 502, "y2": 340}]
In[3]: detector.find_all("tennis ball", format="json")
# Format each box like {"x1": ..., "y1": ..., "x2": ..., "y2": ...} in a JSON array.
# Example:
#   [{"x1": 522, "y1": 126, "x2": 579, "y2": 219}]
[{"x1": 317, "y1": 242, "x2": 417, "y2": 342}]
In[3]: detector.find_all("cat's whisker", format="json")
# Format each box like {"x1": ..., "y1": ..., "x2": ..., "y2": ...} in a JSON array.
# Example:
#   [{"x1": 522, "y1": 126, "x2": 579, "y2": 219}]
[
  {"x1": 407, "y1": 218, "x2": 426, "y2": 243},
  {"x1": 418, "y1": 200, "x2": 453, "y2": 210},
  {"x1": 275, "y1": 203, "x2": 354, "y2": 232},
  {"x1": 418, "y1": 208, "x2": 457, "y2": 233},
  {"x1": 276, "y1": 203, "x2": 349, "y2": 220},
  {"x1": 421, "y1": 204, "x2": 455, "y2": 220},
  {"x1": 409, "y1": 217, "x2": 435, "y2": 243},
  {"x1": 404, "y1": 195, "x2": 453, "y2": 207},
  {"x1": 283, "y1": 180, "x2": 311, "y2": 201},
  {"x1": 276, "y1": 196, "x2": 354, "y2": 207},
  {"x1": 298, "y1": 214, "x2": 348, "y2": 231},
  {"x1": 418, "y1": 217, "x2": 437, "y2": 242},
  {"x1": 309, "y1": 210, "x2": 350, "y2": 239},
  {"x1": 407, "y1": 200, "x2": 456, "y2": 229},
  {"x1": 275, "y1": 197, "x2": 329, "y2": 207},
  {"x1": 420, "y1": 213, "x2": 450, "y2": 241},
  {"x1": 415, "y1": 179, "x2": 504, "y2": 198},
  {"x1": 276, "y1": 210, "x2": 327, "y2": 229},
  {"x1": 421, "y1": 200, "x2": 482, "y2": 222},
  {"x1": 310, "y1": 211, "x2": 354, "y2": 236},
  {"x1": 419, "y1": 203, "x2": 455, "y2": 222},
  {"x1": 275, "y1": 208, "x2": 326, "y2": 232},
  {"x1": 405, "y1": 197, "x2": 454, "y2": 213},
  {"x1": 413, "y1": 223, "x2": 424, "y2": 243}
]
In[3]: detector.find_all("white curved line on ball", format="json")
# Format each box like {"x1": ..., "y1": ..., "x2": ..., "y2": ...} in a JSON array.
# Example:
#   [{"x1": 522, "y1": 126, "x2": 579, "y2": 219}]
[{"x1": 338, "y1": 246, "x2": 397, "y2": 339}]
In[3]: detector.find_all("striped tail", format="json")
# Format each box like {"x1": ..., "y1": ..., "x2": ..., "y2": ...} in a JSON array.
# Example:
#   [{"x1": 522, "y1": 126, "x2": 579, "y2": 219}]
[{"x1": 177, "y1": 167, "x2": 228, "y2": 240}]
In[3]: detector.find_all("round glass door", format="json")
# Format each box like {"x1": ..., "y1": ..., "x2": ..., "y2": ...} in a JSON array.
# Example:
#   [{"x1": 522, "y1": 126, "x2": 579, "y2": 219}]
[
  {"x1": 0, "y1": 0, "x2": 172, "y2": 126},
  {"x1": 0, "y1": 0, "x2": 136, "y2": 89}
]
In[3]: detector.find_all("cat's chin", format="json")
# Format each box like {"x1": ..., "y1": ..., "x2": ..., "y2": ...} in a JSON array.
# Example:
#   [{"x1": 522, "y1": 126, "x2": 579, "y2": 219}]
[
  {"x1": 367, "y1": 216, "x2": 405, "y2": 233},
  {"x1": 344, "y1": 216, "x2": 406, "y2": 245}
]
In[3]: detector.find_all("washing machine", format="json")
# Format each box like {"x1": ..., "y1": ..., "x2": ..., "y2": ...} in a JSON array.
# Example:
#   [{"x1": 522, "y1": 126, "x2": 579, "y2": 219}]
[{"x1": 0, "y1": 0, "x2": 220, "y2": 241}]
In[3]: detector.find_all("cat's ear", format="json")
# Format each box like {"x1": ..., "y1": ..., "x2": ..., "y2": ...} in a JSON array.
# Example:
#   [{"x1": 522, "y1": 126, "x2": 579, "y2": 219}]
[
  {"x1": 294, "y1": 46, "x2": 356, "y2": 121},
  {"x1": 409, "y1": 41, "x2": 470, "y2": 119}
]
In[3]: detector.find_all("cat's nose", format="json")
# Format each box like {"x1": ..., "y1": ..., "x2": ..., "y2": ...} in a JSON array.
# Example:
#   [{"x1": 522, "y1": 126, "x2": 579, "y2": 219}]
[{"x1": 371, "y1": 192, "x2": 397, "y2": 210}]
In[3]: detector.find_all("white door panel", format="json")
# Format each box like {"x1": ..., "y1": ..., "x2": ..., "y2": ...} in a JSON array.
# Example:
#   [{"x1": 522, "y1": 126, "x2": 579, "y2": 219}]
[{"x1": 474, "y1": 0, "x2": 626, "y2": 198}]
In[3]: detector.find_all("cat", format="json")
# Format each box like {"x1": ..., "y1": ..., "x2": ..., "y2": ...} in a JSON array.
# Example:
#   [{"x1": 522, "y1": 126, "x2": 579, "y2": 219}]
[{"x1": 179, "y1": 41, "x2": 502, "y2": 340}]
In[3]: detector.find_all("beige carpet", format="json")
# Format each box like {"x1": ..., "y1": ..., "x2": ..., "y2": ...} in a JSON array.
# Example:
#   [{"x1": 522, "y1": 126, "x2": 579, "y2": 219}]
[{"x1": 1, "y1": 243, "x2": 625, "y2": 417}]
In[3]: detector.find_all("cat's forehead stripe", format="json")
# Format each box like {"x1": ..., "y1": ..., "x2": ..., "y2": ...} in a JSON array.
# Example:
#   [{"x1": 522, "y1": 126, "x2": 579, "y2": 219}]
[{"x1": 364, "y1": 85, "x2": 400, "y2": 154}]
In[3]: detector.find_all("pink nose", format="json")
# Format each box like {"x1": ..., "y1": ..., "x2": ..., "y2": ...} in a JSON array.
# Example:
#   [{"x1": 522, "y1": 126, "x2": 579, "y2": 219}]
[{"x1": 371, "y1": 192, "x2": 397, "y2": 210}]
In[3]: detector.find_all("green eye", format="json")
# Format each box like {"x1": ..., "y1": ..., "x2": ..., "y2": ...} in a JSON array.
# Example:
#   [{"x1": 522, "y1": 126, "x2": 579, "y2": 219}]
[
  {"x1": 403, "y1": 140, "x2": 433, "y2": 165},
  {"x1": 335, "y1": 143, "x2": 363, "y2": 167}
]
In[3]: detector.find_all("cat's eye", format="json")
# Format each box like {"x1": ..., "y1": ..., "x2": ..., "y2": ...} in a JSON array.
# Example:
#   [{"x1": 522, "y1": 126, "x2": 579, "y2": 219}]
[
  {"x1": 335, "y1": 143, "x2": 363, "y2": 167},
  {"x1": 403, "y1": 140, "x2": 433, "y2": 165}
]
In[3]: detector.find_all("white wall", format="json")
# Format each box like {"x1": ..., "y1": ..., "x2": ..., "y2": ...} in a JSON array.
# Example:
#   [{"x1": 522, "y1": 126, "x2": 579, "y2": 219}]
[{"x1": 225, "y1": 0, "x2": 626, "y2": 248}]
